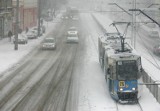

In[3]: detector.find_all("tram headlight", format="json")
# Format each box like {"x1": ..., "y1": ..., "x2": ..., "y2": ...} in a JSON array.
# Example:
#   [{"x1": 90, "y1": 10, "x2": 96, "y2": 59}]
[
  {"x1": 132, "y1": 88, "x2": 136, "y2": 91},
  {"x1": 119, "y1": 88, "x2": 123, "y2": 91}
]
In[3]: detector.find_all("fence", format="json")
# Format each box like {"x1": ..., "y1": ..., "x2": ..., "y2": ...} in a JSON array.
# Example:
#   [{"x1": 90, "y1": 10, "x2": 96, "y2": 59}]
[{"x1": 142, "y1": 70, "x2": 160, "y2": 103}]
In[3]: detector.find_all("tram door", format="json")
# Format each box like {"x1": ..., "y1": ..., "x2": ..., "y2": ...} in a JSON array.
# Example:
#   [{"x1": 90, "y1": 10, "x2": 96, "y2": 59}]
[{"x1": 109, "y1": 66, "x2": 114, "y2": 94}]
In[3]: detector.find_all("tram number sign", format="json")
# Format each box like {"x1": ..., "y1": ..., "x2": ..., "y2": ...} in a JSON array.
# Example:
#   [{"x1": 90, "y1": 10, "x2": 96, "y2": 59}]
[{"x1": 119, "y1": 81, "x2": 125, "y2": 87}]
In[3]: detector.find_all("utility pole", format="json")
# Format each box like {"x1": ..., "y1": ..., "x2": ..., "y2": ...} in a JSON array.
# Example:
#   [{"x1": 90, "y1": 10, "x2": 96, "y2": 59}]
[
  {"x1": 132, "y1": 0, "x2": 136, "y2": 48},
  {"x1": 38, "y1": 0, "x2": 41, "y2": 37},
  {"x1": 15, "y1": 0, "x2": 19, "y2": 50}
]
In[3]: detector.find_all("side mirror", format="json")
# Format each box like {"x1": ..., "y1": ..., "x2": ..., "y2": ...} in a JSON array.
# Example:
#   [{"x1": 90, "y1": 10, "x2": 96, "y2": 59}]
[{"x1": 140, "y1": 68, "x2": 143, "y2": 72}]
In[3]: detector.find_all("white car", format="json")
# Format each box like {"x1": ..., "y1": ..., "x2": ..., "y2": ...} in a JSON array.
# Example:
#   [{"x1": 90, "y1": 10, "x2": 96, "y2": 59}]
[
  {"x1": 67, "y1": 27, "x2": 78, "y2": 35},
  {"x1": 13, "y1": 34, "x2": 28, "y2": 44},
  {"x1": 72, "y1": 16, "x2": 79, "y2": 20},
  {"x1": 66, "y1": 33, "x2": 79, "y2": 43},
  {"x1": 41, "y1": 37, "x2": 56, "y2": 50},
  {"x1": 26, "y1": 30, "x2": 37, "y2": 39}
]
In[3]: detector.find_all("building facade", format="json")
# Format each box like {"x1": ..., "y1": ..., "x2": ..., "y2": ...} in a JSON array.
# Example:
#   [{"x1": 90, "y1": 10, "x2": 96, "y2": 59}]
[
  {"x1": 0, "y1": 0, "x2": 12, "y2": 39},
  {"x1": 12, "y1": 0, "x2": 37, "y2": 33},
  {"x1": 23, "y1": 0, "x2": 37, "y2": 29}
]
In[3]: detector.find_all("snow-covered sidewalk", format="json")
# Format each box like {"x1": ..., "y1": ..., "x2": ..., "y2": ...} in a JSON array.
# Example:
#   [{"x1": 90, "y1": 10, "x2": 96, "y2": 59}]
[{"x1": 0, "y1": 15, "x2": 62, "y2": 76}]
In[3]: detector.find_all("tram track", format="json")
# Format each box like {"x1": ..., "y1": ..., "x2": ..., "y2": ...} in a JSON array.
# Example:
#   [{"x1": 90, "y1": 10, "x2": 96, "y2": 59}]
[
  {"x1": 115, "y1": 101, "x2": 144, "y2": 111},
  {"x1": 137, "y1": 101, "x2": 144, "y2": 111}
]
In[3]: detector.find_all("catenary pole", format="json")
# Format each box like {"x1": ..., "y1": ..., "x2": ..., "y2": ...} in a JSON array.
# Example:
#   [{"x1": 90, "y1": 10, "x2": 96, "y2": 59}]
[{"x1": 38, "y1": 0, "x2": 41, "y2": 37}]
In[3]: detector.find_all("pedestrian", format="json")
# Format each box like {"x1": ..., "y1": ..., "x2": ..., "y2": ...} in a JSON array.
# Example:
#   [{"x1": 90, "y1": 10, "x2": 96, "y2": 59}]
[
  {"x1": 8, "y1": 30, "x2": 13, "y2": 42},
  {"x1": 26, "y1": 27, "x2": 29, "y2": 33}
]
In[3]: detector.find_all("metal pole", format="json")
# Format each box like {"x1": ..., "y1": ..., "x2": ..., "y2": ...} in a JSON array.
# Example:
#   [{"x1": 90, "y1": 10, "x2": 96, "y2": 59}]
[
  {"x1": 133, "y1": 0, "x2": 136, "y2": 49},
  {"x1": 15, "y1": 0, "x2": 19, "y2": 50},
  {"x1": 38, "y1": 0, "x2": 41, "y2": 37},
  {"x1": 132, "y1": 0, "x2": 136, "y2": 48}
]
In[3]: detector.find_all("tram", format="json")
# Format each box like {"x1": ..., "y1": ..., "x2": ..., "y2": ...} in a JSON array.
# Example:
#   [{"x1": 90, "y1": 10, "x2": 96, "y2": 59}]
[{"x1": 98, "y1": 22, "x2": 143, "y2": 103}]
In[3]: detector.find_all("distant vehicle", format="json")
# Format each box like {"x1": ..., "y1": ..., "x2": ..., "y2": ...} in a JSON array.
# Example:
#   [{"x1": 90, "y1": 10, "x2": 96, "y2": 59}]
[
  {"x1": 41, "y1": 37, "x2": 56, "y2": 50},
  {"x1": 149, "y1": 30, "x2": 159, "y2": 38},
  {"x1": 67, "y1": 27, "x2": 78, "y2": 35},
  {"x1": 66, "y1": 33, "x2": 79, "y2": 43},
  {"x1": 144, "y1": 24, "x2": 160, "y2": 38},
  {"x1": 153, "y1": 44, "x2": 160, "y2": 55},
  {"x1": 13, "y1": 34, "x2": 28, "y2": 44},
  {"x1": 72, "y1": 16, "x2": 79, "y2": 20},
  {"x1": 26, "y1": 30, "x2": 37, "y2": 39},
  {"x1": 61, "y1": 15, "x2": 69, "y2": 19}
]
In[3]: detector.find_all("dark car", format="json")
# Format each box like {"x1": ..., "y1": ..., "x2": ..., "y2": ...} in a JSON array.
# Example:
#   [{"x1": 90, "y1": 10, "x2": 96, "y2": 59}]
[{"x1": 153, "y1": 44, "x2": 160, "y2": 55}]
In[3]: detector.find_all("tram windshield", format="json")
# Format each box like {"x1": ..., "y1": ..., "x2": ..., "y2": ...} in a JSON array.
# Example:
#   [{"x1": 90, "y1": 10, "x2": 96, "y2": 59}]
[{"x1": 117, "y1": 60, "x2": 138, "y2": 80}]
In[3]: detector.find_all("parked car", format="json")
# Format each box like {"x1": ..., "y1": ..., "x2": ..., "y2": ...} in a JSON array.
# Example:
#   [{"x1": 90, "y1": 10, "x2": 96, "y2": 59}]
[
  {"x1": 67, "y1": 27, "x2": 78, "y2": 35},
  {"x1": 41, "y1": 37, "x2": 56, "y2": 50},
  {"x1": 31, "y1": 27, "x2": 43, "y2": 36},
  {"x1": 66, "y1": 33, "x2": 79, "y2": 43},
  {"x1": 26, "y1": 30, "x2": 37, "y2": 39},
  {"x1": 13, "y1": 34, "x2": 28, "y2": 44},
  {"x1": 44, "y1": 16, "x2": 53, "y2": 22},
  {"x1": 153, "y1": 44, "x2": 160, "y2": 55}
]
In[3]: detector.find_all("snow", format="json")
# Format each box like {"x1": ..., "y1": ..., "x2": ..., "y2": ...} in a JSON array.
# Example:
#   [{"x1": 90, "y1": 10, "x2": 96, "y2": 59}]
[{"x1": 0, "y1": 11, "x2": 160, "y2": 111}]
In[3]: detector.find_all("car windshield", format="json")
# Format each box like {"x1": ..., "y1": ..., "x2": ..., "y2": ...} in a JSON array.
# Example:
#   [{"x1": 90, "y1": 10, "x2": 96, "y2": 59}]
[
  {"x1": 68, "y1": 34, "x2": 77, "y2": 37},
  {"x1": 44, "y1": 38, "x2": 55, "y2": 43},
  {"x1": 117, "y1": 60, "x2": 138, "y2": 80}
]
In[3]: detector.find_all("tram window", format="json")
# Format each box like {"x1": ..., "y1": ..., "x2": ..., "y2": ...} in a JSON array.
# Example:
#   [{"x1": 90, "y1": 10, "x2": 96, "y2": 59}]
[{"x1": 117, "y1": 61, "x2": 138, "y2": 80}]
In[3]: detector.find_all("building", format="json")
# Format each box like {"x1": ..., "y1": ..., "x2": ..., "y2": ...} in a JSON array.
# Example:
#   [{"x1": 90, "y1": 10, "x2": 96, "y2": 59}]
[
  {"x1": 12, "y1": 0, "x2": 37, "y2": 33},
  {"x1": 0, "y1": 0, "x2": 12, "y2": 39},
  {"x1": 23, "y1": 0, "x2": 37, "y2": 29}
]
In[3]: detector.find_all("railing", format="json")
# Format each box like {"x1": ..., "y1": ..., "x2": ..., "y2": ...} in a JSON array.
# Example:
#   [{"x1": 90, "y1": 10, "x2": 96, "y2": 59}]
[{"x1": 142, "y1": 71, "x2": 160, "y2": 103}]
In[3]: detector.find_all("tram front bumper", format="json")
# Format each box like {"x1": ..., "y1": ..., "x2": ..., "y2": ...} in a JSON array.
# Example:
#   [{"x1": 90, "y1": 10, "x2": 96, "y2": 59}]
[{"x1": 117, "y1": 91, "x2": 138, "y2": 103}]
